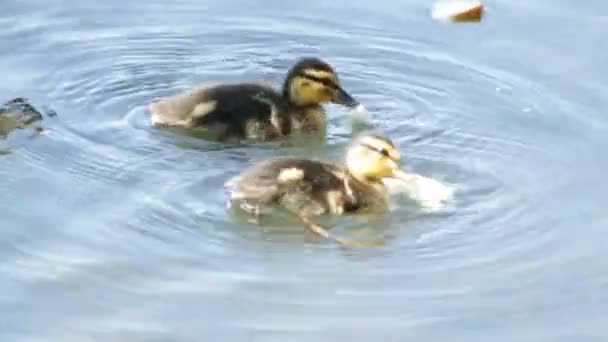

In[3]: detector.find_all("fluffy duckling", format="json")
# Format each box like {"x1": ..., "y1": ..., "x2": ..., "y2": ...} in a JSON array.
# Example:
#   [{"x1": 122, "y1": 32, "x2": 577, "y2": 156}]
[
  {"x1": 225, "y1": 132, "x2": 410, "y2": 246},
  {"x1": 148, "y1": 57, "x2": 362, "y2": 142},
  {"x1": 0, "y1": 97, "x2": 44, "y2": 139}
]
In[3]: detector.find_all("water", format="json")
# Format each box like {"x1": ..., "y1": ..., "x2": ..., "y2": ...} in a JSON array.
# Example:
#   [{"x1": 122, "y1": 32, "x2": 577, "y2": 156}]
[{"x1": 1, "y1": 0, "x2": 607, "y2": 341}]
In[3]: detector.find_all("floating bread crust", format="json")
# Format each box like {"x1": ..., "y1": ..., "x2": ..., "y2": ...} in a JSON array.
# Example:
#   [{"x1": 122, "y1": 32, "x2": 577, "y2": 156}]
[
  {"x1": 452, "y1": 3, "x2": 483, "y2": 22},
  {"x1": 432, "y1": 1, "x2": 484, "y2": 23}
]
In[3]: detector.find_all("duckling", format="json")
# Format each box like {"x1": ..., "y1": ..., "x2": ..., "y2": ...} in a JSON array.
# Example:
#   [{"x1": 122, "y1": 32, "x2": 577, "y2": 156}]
[
  {"x1": 225, "y1": 132, "x2": 410, "y2": 246},
  {"x1": 0, "y1": 97, "x2": 44, "y2": 139},
  {"x1": 148, "y1": 57, "x2": 362, "y2": 142}
]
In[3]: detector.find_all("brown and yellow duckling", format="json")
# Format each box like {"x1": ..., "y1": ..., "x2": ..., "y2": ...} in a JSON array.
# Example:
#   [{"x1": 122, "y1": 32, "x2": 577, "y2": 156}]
[
  {"x1": 148, "y1": 57, "x2": 363, "y2": 142},
  {"x1": 225, "y1": 132, "x2": 410, "y2": 246},
  {"x1": 0, "y1": 97, "x2": 45, "y2": 139}
]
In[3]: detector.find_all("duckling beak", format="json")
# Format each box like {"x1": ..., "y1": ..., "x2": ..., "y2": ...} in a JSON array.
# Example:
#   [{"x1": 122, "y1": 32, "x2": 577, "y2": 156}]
[{"x1": 333, "y1": 86, "x2": 360, "y2": 108}]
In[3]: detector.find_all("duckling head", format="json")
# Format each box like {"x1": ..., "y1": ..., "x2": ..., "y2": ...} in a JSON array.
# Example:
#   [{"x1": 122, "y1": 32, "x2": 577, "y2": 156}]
[
  {"x1": 282, "y1": 57, "x2": 360, "y2": 109},
  {"x1": 345, "y1": 133, "x2": 410, "y2": 184}
]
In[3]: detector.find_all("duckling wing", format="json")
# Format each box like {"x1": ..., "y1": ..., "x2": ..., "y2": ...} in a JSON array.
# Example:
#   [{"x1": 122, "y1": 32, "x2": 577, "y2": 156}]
[
  {"x1": 225, "y1": 158, "x2": 301, "y2": 201},
  {"x1": 226, "y1": 158, "x2": 348, "y2": 216},
  {"x1": 149, "y1": 84, "x2": 219, "y2": 126},
  {"x1": 225, "y1": 165, "x2": 282, "y2": 203}
]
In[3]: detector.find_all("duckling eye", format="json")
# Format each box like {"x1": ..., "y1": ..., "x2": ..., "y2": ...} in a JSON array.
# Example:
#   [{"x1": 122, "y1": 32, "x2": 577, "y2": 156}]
[
  {"x1": 301, "y1": 82, "x2": 310, "y2": 87},
  {"x1": 301, "y1": 74, "x2": 337, "y2": 89},
  {"x1": 360, "y1": 142, "x2": 392, "y2": 158}
]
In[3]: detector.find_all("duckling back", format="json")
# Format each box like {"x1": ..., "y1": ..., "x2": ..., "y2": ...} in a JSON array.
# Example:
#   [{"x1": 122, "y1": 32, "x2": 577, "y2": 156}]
[
  {"x1": 149, "y1": 83, "x2": 291, "y2": 141},
  {"x1": 226, "y1": 157, "x2": 389, "y2": 217}
]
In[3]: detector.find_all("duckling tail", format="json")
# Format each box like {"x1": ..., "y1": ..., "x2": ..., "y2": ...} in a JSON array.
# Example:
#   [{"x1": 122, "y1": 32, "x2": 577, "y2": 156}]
[{"x1": 297, "y1": 215, "x2": 385, "y2": 248}]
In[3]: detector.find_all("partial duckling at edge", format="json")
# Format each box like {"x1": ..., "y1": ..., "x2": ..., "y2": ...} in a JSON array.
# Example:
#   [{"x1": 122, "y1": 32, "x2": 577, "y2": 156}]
[
  {"x1": 225, "y1": 132, "x2": 410, "y2": 247},
  {"x1": 148, "y1": 57, "x2": 363, "y2": 142},
  {"x1": 0, "y1": 97, "x2": 46, "y2": 139}
]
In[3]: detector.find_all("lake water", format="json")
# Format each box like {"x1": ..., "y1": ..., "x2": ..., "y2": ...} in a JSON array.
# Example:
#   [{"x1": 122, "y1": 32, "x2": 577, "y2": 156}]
[{"x1": 1, "y1": 0, "x2": 607, "y2": 341}]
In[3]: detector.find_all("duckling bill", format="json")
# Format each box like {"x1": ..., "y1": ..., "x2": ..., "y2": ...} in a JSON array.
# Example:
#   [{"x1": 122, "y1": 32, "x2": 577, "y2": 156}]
[
  {"x1": 225, "y1": 133, "x2": 410, "y2": 246},
  {"x1": 148, "y1": 57, "x2": 362, "y2": 142}
]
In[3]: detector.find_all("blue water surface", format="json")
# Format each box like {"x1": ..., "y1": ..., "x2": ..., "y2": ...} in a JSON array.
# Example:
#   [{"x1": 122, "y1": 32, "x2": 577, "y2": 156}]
[{"x1": 1, "y1": 0, "x2": 607, "y2": 341}]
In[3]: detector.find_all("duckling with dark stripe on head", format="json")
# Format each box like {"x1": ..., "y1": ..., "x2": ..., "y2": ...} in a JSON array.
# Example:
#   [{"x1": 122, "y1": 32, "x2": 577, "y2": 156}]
[
  {"x1": 225, "y1": 132, "x2": 410, "y2": 247},
  {"x1": 148, "y1": 57, "x2": 363, "y2": 142}
]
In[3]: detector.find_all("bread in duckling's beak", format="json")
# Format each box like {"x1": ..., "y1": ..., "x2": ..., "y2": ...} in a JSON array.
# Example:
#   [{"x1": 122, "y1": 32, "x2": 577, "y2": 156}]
[{"x1": 385, "y1": 168, "x2": 455, "y2": 212}]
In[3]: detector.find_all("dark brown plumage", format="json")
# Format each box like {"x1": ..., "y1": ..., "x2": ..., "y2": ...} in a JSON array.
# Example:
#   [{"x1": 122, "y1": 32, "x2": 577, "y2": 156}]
[
  {"x1": 225, "y1": 133, "x2": 410, "y2": 246},
  {"x1": 226, "y1": 157, "x2": 381, "y2": 216},
  {"x1": 148, "y1": 57, "x2": 360, "y2": 142}
]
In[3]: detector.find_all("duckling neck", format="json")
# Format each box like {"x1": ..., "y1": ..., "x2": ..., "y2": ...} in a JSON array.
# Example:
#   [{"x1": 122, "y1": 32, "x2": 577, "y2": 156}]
[
  {"x1": 287, "y1": 103, "x2": 326, "y2": 132},
  {"x1": 346, "y1": 171, "x2": 386, "y2": 193},
  {"x1": 345, "y1": 171, "x2": 389, "y2": 211},
  {"x1": 283, "y1": 94, "x2": 316, "y2": 112},
  {"x1": 281, "y1": 81, "x2": 296, "y2": 106}
]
